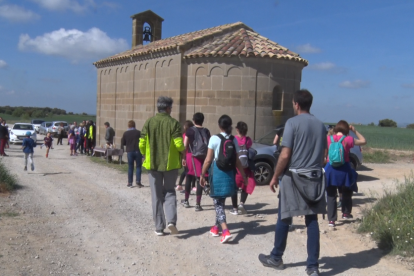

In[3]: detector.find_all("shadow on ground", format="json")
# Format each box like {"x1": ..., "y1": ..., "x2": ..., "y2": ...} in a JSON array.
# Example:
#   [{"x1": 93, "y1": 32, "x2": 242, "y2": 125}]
[{"x1": 358, "y1": 174, "x2": 380, "y2": 182}]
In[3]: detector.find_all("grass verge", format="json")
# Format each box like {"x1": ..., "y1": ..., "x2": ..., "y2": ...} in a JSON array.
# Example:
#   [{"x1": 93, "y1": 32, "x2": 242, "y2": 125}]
[
  {"x1": 363, "y1": 150, "x2": 391, "y2": 163},
  {"x1": 358, "y1": 174, "x2": 414, "y2": 257},
  {"x1": 0, "y1": 160, "x2": 18, "y2": 193}
]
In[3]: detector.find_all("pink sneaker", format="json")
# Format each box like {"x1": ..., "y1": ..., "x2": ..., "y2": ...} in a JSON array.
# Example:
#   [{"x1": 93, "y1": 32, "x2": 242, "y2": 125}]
[
  {"x1": 210, "y1": 226, "x2": 219, "y2": 237},
  {"x1": 175, "y1": 185, "x2": 183, "y2": 191},
  {"x1": 220, "y1": 229, "x2": 232, "y2": 244}
]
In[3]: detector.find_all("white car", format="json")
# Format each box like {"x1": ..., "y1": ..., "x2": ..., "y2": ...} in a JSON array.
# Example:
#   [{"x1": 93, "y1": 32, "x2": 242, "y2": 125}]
[{"x1": 9, "y1": 123, "x2": 37, "y2": 144}]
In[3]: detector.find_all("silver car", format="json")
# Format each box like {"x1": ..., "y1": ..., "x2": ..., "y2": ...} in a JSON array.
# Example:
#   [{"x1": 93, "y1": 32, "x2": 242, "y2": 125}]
[
  {"x1": 38, "y1": 121, "x2": 53, "y2": 135},
  {"x1": 251, "y1": 124, "x2": 363, "y2": 185}
]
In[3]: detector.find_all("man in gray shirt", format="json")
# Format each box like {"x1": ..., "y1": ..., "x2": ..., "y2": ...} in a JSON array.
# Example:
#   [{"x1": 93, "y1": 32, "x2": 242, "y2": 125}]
[
  {"x1": 104, "y1": 122, "x2": 115, "y2": 145},
  {"x1": 259, "y1": 90, "x2": 327, "y2": 276}
]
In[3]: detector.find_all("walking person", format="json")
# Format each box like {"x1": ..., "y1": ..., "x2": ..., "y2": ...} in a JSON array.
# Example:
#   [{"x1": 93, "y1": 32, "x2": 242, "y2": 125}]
[
  {"x1": 43, "y1": 132, "x2": 53, "y2": 158},
  {"x1": 57, "y1": 123, "x2": 64, "y2": 145},
  {"x1": 139, "y1": 96, "x2": 185, "y2": 236},
  {"x1": 230, "y1": 121, "x2": 256, "y2": 215},
  {"x1": 22, "y1": 131, "x2": 36, "y2": 171},
  {"x1": 325, "y1": 120, "x2": 366, "y2": 227},
  {"x1": 77, "y1": 123, "x2": 86, "y2": 154},
  {"x1": 181, "y1": 113, "x2": 211, "y2": 211},
  {"x1": 176, "y1": 120, "x2": 194, "y2": 192},
  {"x1": 121, "y1": 120, "x2": 143, "y2": 188},
  {"x1": 73, "y1": 122, "x2": 80, "y2": 154},
  {"x1": 85, "y1": 120, "x2": 96, "y2": 156},
  {"x1": 68, "y1": 125, "x2": 77, "y2": 156},
  {"x1": 104, "y1": 122, "x2": 116, "y2": 162},
  {"x1": 258, "y1": 90, "x2": 327, "y2": 276},
  {"x1": 0, "y1": 118, "x2": 9, "y2": 156},
  {"x1": 200, "y1": 115, "x2": 248, "y2": 244}
]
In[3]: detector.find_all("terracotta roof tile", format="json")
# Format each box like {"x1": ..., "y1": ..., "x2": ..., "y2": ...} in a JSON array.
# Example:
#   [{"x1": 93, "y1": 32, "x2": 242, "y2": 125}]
[{"x1": 94, "y1": 22, "x2": 308, "y2": 66}]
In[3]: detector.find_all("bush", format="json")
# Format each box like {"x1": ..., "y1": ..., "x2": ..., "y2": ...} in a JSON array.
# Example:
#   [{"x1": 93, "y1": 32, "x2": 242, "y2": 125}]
[
  {"x1": 358, "y1": 175, "x2": 414, "y2": 257},
  {"x1": 379, "y1": 119, "x2": 397, "y2": 127},
  {"x1": 406, "y1": 124, "x2": 414, "y2": 129},
  {"x1": 363, "y1": 150, "x2": 390, "y2": 163},
  {"x1": 368, "y1": 122, "x2": 375, "y2": 126},
  {"x1": 0, "y1": 160, "x2": 17, "y2": 193}
]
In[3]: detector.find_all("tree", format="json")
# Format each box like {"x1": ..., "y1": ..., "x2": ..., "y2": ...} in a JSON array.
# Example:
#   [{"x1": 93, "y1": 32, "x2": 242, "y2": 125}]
[
  {"x1": 12, "y1": 107, "x2": 24, "y2": 117},
  {"x1": 21, "y1": 112, "x2": 30, "y2": 120},
  {"x1": 407, "y1": 124, "x2": 414, "y2": 129},
  {"x1": 378, "y1": 119, "x2": 397, "y2": 127},
  {"x1": 32, "y1": 109, "x2": 45, "y2": 118},
  {"x1": 368, "y1": 122, "x2": 375, "y2": 126}
]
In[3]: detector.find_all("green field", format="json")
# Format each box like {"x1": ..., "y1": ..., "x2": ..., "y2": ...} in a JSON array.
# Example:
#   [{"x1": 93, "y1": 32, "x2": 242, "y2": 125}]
[
  {"x1": 355, "y1": 125, "x2": 414, "y2": 151},
  {"x1": 0, "y1": 114, "x2": 96, "y2": 124}
]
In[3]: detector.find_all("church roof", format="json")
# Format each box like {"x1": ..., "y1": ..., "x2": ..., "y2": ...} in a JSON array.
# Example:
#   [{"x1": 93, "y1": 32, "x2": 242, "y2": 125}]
[{"x1": 93, "y1": 22, "x2": 308, "y2": 66}]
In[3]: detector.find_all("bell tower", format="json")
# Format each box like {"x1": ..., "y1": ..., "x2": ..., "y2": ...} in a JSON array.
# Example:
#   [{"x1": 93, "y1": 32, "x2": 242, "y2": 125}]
[{"x1": 131, "y1": 10, "x2": 164, "y2": 48}]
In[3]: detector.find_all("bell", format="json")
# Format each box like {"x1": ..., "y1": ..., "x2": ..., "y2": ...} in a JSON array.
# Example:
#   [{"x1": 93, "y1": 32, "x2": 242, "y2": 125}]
[
  {"x1": 143, "y1": 26, "x2": 151, "y2": 42},
  {"x1": 143, "y1": 33, "x2": 150, "y2": 42}
]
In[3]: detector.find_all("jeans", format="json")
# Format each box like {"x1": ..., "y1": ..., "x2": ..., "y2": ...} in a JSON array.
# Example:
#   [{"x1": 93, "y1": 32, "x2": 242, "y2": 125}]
[
  {"x1": 270, "y1": 196, "x2": 320, "y2": 270},
  {"x1": 127, "y1": 151, "x2": 142, "y2": 184}
]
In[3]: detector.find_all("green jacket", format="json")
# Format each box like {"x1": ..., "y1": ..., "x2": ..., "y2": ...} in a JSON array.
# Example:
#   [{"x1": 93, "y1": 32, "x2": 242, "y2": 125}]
[{"x1": 139, "y1": 113, "x2": 184, "y2": 171}]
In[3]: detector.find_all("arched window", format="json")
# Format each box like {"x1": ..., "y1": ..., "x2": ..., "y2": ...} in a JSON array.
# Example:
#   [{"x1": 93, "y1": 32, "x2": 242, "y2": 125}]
[{"x1": 272, "y1": 85, "x2": 284, "y2": 111}]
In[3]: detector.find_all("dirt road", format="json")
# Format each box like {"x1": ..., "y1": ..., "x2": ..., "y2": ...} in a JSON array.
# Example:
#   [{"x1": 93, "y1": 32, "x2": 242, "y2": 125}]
[{"x1": 0, "y1": 140, "x2": 413, "y2": 276}]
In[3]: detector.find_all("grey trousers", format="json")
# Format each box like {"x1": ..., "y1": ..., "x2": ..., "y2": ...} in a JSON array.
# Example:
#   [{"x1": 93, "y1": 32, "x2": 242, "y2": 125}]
[
  {"x1": 148, "y1": 169, "x2": 178, "y2": 231},
  {"x1": 24, "y1": 153, "x2": 34, "y2": 167}
]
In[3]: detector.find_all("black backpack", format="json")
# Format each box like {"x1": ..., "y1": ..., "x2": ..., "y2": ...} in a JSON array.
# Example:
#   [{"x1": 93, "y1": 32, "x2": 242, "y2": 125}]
[
  {"x1": 215, "y1": 134, "x2": 237, "y2": 171},
  {"x1": 190, "y1": 127, "x2": 209, "y2": 158}
]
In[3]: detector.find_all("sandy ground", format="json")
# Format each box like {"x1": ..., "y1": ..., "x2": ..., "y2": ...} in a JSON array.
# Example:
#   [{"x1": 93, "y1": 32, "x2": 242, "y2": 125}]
[{"x1": 0, "y1": 137, "x2": 413, "y2": 276}]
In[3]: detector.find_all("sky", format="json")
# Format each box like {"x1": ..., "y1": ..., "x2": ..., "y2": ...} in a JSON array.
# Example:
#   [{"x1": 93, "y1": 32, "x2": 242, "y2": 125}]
[{"x1": 0, "y1": 0, "x2": 413, "y2": 126}]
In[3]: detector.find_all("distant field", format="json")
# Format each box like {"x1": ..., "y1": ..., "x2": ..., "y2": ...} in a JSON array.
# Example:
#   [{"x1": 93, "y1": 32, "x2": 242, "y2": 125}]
[
  {"x1": 0, "y1": 114, "x2": 96, "y2": 124},
  {"x1": 353, "y1": 125, "x2": 414, "y2": 151}
]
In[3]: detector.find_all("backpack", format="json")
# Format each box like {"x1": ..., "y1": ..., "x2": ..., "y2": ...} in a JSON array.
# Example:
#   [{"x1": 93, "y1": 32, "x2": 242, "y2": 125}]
[
  {"x1": 216, "y1": 134, "x2": 237, "y2": 171},
  {"x1": 190, "y1": 126, "x2": 209, "y2": 158},
  {"x1": 237, "y1": 138, "x2": 251, "y2": 168},
  {"x1": 328, "y1": 135, "x2": 346, "y2": 167}
]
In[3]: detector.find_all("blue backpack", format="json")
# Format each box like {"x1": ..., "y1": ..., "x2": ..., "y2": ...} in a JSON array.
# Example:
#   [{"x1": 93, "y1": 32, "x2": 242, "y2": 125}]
[{"x1": 328, "y1": 135, "x2": 346, "y2": 167}]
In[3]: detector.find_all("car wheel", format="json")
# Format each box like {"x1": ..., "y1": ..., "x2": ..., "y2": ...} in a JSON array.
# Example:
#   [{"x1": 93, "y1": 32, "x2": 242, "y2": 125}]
[{"x1": 254, "y1": 162, "x2": 274, "y2": 186}]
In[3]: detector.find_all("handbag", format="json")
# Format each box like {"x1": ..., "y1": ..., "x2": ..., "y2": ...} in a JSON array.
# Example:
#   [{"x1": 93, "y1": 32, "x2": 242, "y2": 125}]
[{"x1": 208, "y1": 161, "x2": 237, "y2": 198}]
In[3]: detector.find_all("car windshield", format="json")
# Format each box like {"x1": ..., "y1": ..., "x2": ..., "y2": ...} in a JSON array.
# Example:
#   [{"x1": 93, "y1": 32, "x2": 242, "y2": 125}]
[
  {"x1": 13, "y1": 124, "x2": 34, "y2": 130},
  {"x1": 32, "y1": 120, "x2": 44, "y2": 124},
  {"x1": 54, "y1": 122, "x2": 67, "y2": 126},
  {"x1": 46, "y1": 123, "x2": 52, "y2": 127},
  {"x1": 255, "y1": 130, "x2": 277, "y2": 146}
]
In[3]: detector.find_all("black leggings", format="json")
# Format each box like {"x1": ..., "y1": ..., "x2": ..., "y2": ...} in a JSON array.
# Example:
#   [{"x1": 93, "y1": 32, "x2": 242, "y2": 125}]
[
  {"x1": 57, "y1": 134, "x2": 63, "y2": 145},
  {"x1": 185, "y1": 175, "x2": 202, "y2": 197},
  {"x1": 231, "y1": 190, "x2": 248, "y2": 208},
  {"x1": 179, "y1": 166, "x2": 188, "y2": 186},
  {"x1": 327, "y1": 186, "x2": 353, "y2": 221}
]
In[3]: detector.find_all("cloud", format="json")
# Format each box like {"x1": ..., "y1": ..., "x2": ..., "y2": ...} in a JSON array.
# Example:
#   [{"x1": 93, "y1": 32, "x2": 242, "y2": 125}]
[
  {"x1": 339, "y1": 80, "x2": 370, "y2": 89},
  {"x1": 30, "y1": 0, "x2": 96, "y2": 13},
  {"x1": 0, "y1": 59, "x2": 7, "y2": 68},
  {"x1": 308, "y1": 62, "x2": 347, "y2": 73},
  {"x1": 18, "y1": 28, "x2": 129, "y2": 62},
  {"x1": 0, "y1": 4, "x2": 40, "y2": 22},
  {"x1": 295, "y1": 43, "x2": 321, "y2": 54},
  {"x1": 402, "y1": 83, "x2": 414, "y2": 89}
]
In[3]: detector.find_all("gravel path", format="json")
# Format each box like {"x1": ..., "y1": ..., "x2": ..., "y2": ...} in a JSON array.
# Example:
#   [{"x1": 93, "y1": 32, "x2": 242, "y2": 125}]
[{"x1": 0, "y1": 138, "x2": 413, "y2": 275}]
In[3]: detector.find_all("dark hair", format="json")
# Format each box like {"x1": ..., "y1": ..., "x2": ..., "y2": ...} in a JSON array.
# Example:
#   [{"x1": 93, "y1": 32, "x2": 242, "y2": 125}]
[
  {"x1": 218, "y1": 115, "x2": 233, "y2": 135},
  {"x1": 236, "y1": 121, "x2": 248, "y2": 136},
  {"x1": 104, "y1": 122, "x2": 110, "y2": 127},
  {"x1": 184, "y1": 120, "x2": 194, "y2": 131},
  {"x1": 128, "y1": 120, "x2": 136, "y2": 128},
  {"x1": 192, "y1": 112, "x2": 204, "y2": 125},
  {"x1": 334, "y1": 120, "x2": 350, "y2": 135},
  {"x1": 293, "y1": 89, "x2": 313, "y2": 112}
]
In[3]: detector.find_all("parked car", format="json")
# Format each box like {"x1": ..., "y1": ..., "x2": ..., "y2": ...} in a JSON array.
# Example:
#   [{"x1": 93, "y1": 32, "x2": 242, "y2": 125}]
[
  {"x1": 9, "y1": 123, "x2": 37, "y2": 144},
  {"x1": 251, "y1": 125, "x2": 284, "y2": 186},
  {"x1": 38, "y1": 121, "x2": 53, "y2": 135},
  {"x1": 48, "y1": 121, "x2": 69, "y2": 137},
  {"x1": 251, "y1": 124, "x2": 363, "y2": 186},
  {"x1": 31, "y1": 119, "x2": 45, "y2": 133}
]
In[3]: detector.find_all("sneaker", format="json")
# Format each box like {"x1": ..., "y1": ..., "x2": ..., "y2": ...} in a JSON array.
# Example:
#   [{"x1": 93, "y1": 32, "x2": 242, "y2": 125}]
[
  {"x1": 181, "y1": 200, "x2": 190, "y2": 208},
  {"x1": 238, "y1": 204, "x2": 247, "y2": 215},
  {"x1": 192, "y1": 187, "x2": 197, "y2": 192},
  {"x1": 31, "y1": 164, "x2": 35, "y2": 171},
  {"x1": 220, "y1": 229, "x2": 232, "y2": 244},
  {"x1": 46, "y1": 154, "x2": 48, "y2": 158},
  {"x1": 127, "y1": 183, "x2": 132, "y2": 188},
  {"x1": 229, "y1": 208, "x2": 239, "y2": 215},
  {"x1": 258, "y1": 254, "x2": 285, "y2": 270},
  {"x1": 154, "y1": 230, "x2": 165, "y2": 236},
  {"x1": 167, "y1": 223, "x2": 178, "y2": 235},
  {"x1": 136, "y1": 182, "x2": 144, "y2": 188},
  {"x1": 24, "y1": 166, "x2": 27, "y2": 171},
  {"x1": 328, "y1": 221, "x2": 336, "y2": 227},
  {"x1": 342, "y1": 213, "x2": 353, "y2": 219},
  {"x1": 40, "y1": 145, "x2": 43, "y2": 149},
  {"x1": 175, "y1": 185, "x2": 183, "y2": 191},
  {"x1": 195, "y1": 205, "x2": 203, "y2": 211},
  {"x1": 306, "y1": 268, "x2": 320, "y2": 276},
  {"x1": 210, "y1": 225, "x2": 219, "y2": 237}
]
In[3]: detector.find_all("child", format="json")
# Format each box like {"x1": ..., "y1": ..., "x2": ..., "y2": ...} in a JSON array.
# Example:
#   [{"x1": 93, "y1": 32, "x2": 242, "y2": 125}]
[
  {"x1": 22, "y1": 131, "x2": 36, "y2": 171},
  {"x1": 43, "y1": 132, "x2": 53, "y2": 158},
  {"x1": 68, "y1": 125, "x2": 77, "y2": 156}
]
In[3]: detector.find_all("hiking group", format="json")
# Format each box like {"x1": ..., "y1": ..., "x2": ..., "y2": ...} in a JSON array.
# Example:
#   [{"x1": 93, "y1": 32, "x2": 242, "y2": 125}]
[{"x1": 0, "y1": 89, "x2": 366, "y2": 276}]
